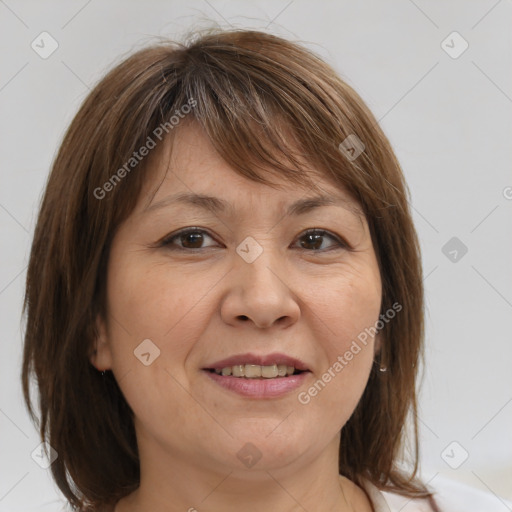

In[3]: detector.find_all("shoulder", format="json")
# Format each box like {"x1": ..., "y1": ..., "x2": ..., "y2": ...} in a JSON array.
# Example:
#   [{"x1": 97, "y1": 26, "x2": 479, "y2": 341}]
[
  {"x1": 427, "y1": 475, "x2": 512, "y2": 512},
  {"x1": 360, "y1": 474, "x2": 512, "y2": 512}
]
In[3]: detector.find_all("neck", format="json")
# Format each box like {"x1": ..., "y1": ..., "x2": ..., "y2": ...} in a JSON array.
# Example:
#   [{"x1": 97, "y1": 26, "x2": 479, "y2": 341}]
[{"x1": 114, "y1": 433, "x2": 371, "y2": 512}]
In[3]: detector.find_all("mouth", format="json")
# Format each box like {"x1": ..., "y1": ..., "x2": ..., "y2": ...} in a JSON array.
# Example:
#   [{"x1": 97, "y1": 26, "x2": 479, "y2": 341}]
[
  {"x1": 202, "y1": 352, "x2": 311, "y2": 375},
  {"x1": 203, "y1": 365, "x2": 308, "y2": 378},
  {"x1": 201, "y1": 353, "x2": 312, "y2": 398}
]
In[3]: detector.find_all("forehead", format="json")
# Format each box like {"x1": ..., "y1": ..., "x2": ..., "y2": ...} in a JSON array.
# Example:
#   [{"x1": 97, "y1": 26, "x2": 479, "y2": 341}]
[{"x1": 136, "y1": 121, "x2": 364, "y2": 220}]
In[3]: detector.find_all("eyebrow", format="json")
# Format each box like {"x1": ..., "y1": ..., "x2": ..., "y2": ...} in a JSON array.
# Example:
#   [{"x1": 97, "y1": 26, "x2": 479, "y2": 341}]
[{"x1": 143, "y1": 192, "x2": 362, "y2": 219}]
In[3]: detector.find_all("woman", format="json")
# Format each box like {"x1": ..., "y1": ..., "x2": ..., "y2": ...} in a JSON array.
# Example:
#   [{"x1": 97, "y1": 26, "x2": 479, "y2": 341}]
[{"x1": 22, "y1": 29, "x2": 440, "y2": 511}]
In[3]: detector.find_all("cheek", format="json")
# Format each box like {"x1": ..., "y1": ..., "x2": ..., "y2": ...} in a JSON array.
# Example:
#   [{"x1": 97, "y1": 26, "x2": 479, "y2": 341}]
[
  {"x1": 105, "y1": 251, "x2": 213, "y2": 349},
  {"x1": 299, "y1": 261, "x2": 381, "y2": 425},
  {"x1": 102, "y1": 252, "x2": 207, "y2": 435},
  {"x1": 101, "y1": 251, "x2": 199, "y2": 395},
  {"x1": 307, "y1": 257, "x2": 382, "y2": 347}
]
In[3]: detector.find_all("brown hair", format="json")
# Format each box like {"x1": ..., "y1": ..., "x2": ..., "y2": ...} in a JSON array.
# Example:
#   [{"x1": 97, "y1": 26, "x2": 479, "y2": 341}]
[{"x1": 22, "y1": 28, "x2": 436, "y2": 510}]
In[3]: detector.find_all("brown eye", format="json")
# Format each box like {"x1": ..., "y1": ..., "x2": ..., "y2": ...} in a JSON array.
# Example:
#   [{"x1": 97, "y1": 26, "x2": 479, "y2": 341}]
[
  {"x1": 179, "y1": 232, "x2": 205, "y2": 249},
  {"x1": 161, "y1": 228, "x2": 218, "y2": 250},
  {"x1": 295, "y1": 229, "x2": 347, "y2": 251}
]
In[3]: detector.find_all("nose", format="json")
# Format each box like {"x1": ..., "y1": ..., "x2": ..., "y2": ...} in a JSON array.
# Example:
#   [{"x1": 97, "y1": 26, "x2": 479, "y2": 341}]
[{"x1": 220, "y1": 251, "x2": 301, "y2": 330}]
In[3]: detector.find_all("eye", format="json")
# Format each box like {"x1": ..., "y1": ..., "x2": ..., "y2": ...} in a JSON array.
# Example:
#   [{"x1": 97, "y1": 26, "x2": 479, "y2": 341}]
[
  {"x1": 293, "y1": 229, "x2": 348, "y2": 251},
  {"x1": 159, "y1": 227, "x2": 349, "y2": 252},
  {"x1": 160, "y1": 228, "x2": 219, "y2": 250}
]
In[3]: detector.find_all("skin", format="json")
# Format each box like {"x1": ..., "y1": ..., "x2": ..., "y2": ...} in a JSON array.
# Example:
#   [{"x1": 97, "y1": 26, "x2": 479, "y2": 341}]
[{"x1": 91, "y1": 121, "x2": 382, "y2": 512}]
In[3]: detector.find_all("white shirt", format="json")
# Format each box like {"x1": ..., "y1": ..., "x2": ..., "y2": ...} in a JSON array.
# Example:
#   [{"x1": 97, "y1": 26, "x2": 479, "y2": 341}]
[{"x1": 361, "y1": 475, "x2": 512, "y2": 511}]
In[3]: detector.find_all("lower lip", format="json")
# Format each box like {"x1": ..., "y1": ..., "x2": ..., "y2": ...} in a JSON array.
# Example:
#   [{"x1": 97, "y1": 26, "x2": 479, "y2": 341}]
[{"x1": 202, "y1": 370, "x2": 310, "y2": 398}]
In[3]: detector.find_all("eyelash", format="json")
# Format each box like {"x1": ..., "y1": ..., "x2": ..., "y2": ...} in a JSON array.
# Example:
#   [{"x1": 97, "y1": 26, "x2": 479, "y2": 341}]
[{"x1": 158, "y1": 227, "x2": 349, "y2": 253}]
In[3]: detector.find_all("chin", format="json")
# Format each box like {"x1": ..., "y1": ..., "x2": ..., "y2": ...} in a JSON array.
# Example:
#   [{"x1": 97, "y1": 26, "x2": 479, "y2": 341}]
[{"x1": 212, "y1": 423, "x2": 315, "y2": 471}]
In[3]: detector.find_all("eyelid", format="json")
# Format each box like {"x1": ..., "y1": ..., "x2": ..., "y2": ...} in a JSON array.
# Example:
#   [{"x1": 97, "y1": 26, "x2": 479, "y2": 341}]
[
  {"x1": 158, "y1": 227, "x2": 218, "y2": 248},
  {"x1": 158, "y1": 227, "x2": 352, "y2": 251}
]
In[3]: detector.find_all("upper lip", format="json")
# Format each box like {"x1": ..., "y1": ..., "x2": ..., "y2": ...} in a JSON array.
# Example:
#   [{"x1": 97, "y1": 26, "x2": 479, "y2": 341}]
[{"x1": 203, "y1": 352, "x2": 310, "y2": 371}]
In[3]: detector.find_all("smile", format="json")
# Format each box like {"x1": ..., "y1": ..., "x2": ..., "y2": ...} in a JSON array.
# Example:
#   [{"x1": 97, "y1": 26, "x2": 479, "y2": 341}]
[
  {"x1": 207, "y1": 363, "x2": 304, "y2": 378},
  {"x1": 202, "y1": 368, "x2": 311, "y2": 398}
]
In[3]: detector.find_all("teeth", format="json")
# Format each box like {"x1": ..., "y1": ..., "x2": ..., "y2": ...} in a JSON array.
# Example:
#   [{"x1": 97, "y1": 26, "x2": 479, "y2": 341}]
[
  {"x1": 245, "y1": 364, "x2": 262, "y2": 378},
  {"x1": 261, "y1": 364, "x2": 278, "y2": 378},
  {"x1": 213, "y1": 364, "x2": 299, "y2": 378},
  {"x1": 232, "y1": 364, "x2": 244, "y2": 377}
]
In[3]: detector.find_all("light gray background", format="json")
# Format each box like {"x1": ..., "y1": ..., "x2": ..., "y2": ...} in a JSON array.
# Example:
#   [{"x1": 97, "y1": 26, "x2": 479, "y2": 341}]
[{"x1": 1, "y1": 0, "x2": 511, "y2": 510}]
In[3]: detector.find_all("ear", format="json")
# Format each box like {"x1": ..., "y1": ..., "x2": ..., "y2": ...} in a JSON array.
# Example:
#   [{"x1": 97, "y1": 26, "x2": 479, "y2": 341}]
[{"x1": 89, "y1": 313, "x2": 113, "y2": 371}]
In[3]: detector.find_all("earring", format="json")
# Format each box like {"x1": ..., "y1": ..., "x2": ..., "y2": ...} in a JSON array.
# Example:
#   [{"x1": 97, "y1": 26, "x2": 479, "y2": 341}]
[{"x1": 373, "y1": 359, "x2": 387, "y2": 372}]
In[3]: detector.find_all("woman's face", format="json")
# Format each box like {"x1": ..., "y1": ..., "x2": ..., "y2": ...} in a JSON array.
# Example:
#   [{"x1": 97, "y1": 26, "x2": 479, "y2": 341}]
[{"x1": 92, "y1": 121, "x2": 382, "y2": 476}]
